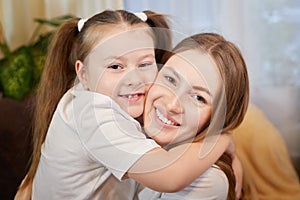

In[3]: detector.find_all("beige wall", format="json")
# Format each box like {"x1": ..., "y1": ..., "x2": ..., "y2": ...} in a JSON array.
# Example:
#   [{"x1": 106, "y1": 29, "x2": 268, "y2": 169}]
[{"x1": 0, "y1": 0, "x2": 123, "y2": 52}]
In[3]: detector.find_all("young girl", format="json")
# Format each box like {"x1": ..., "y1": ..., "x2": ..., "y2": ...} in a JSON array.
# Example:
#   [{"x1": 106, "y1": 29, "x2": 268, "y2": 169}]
[
  {"x1": 140, "y1": 33, "x2": 249, "y2": 199},
  {"x1": 16, "y1": 10, "x2": 237, "y2": 199}
]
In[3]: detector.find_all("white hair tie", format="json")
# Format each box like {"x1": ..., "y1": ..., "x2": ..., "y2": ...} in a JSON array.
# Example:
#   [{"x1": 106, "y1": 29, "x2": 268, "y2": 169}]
[
  {"x1": 78, "y1": 18, "x2": 88, "y2": 32},
  {"x1": 134, "y1": 12, "x2": 147, "y2": 22}
]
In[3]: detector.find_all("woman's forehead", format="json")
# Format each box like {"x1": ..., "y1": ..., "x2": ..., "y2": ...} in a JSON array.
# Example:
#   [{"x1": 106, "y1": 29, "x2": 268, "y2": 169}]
[
  {"x1": 163, "y1": 49, "x2": 221, "y2": 95},
  {"x1": 165, "y1": 50, "x2": 218, "y2": 77}
]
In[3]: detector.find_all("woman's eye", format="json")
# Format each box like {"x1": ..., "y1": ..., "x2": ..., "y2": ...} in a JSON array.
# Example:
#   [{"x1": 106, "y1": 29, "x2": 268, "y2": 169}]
[
  {"x1": 165, "y1": 76, "x2": 176, "y2": 85},
  {"x1": 193, "y1": 95, "x2": 207, "y2": 104},
  {"x1": 108, "y1": 64, "x2": 122, "y2": 70}
]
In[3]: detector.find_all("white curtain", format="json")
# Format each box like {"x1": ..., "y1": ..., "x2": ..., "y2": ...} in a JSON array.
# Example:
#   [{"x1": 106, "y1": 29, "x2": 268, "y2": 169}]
[
  {"x1": 124, "y1": 0, "x2": 300, "y2": 169},
  {"x1": 0, "y1": 0, "x2": 123, "y2": 51}
]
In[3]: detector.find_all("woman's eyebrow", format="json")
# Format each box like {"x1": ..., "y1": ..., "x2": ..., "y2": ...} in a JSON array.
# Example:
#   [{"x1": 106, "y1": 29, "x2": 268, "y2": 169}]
[
  {"x1": 193, "y1": 85, "x2": 212, "y2": 97},
  {"x1": 164, "y1": 66, "x2": 181, "y2": 80},
  {"x1": 163, "y1": 66, "x2": 212, "y2": 96}
]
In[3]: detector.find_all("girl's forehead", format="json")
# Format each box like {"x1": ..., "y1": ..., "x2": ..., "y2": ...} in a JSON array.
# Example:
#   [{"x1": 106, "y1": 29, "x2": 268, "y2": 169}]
[{"x1": 85, "y1": 25, "x2": 155, "y2": 62}]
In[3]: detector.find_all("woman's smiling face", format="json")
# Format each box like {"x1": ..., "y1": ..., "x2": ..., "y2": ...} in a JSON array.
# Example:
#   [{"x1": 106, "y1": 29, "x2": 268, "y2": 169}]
[{"x1": 143, "y1": 49, "x2": 221, "y2": 147}]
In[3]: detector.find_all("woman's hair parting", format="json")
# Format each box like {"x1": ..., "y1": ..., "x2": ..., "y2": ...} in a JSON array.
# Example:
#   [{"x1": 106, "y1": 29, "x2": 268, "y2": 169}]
[{"x1": 19, "y1": 9, "x2": 171, "y2": 191}]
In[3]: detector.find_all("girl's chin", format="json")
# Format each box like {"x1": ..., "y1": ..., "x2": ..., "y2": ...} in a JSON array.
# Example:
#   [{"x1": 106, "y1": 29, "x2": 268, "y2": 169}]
[
  {"x1": 120, "y1": 103, "x2": 143, "y2": 118},
  {"x1": 128, "y1": 109, "x2": 143, "y2": 119}
]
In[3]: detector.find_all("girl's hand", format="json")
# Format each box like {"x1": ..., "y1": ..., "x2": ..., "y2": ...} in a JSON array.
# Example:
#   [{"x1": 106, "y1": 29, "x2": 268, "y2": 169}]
[
  {"x1": 232, "y1": 154, "x2": 243, "y2": 199},
  {"x1": 224, "y1": 133, "x2": 235, "y2": 157},
  {"x1": 224, "y1": 134, "x2": 243, "y2": 199}
]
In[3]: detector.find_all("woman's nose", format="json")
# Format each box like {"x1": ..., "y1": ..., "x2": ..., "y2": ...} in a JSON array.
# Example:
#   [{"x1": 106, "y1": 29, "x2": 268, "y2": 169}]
[{"x1": 165, "y1": 92, "x2": 184, "y2": 114}]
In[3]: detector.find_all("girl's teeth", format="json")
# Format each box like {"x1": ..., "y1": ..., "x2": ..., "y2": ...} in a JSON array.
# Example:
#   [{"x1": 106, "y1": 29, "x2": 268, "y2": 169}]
[
  {"x1": 127, "y1": 94, "x2": 138, "y2": 99},
  {"x1": 156, "y1": 108, "x2": 175, "y2": 126}
]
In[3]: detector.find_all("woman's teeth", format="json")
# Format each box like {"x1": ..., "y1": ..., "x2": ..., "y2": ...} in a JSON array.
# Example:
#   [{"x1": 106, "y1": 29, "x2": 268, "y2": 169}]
[{"x1": 155, "y1": 108, "x2": 176, "y2": 126}]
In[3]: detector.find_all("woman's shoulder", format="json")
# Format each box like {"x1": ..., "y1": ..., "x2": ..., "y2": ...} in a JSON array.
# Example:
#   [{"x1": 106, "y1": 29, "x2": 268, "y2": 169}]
[
  {"x1": 138, "y1": 166, "x2": 229, "y2": 200},
  {"x1": 161, "y1": 166, "x2": 228, "y2": 200}
]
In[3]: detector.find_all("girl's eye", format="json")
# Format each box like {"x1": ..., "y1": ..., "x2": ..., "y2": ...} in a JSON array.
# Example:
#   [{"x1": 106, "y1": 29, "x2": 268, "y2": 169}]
[
  {"x1": 108, "y1": 64, "x2": 123, "y2": 70},
  {"x1": 165, "y1": 76, "x2": 176, "y2": 86},
  {"x1": 139, "y1": 63, "x2": 153, "y2": 68},
  {"x1": 193, "y1": 95, "x2": 207, "y2": 104}
]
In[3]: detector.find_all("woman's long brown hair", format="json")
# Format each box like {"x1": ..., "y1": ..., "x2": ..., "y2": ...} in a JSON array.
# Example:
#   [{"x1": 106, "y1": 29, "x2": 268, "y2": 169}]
[{"x1": 168, "y1": 33, "x2": 250, "y2": 200}]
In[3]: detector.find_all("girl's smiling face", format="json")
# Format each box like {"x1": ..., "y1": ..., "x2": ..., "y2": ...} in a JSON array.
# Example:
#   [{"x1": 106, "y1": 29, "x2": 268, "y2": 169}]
[
  {"x1": 76, "y1": 25, "x2": 157, "y2": 118},
  {"x1": 143, "y1": 49, "x2": 222, "y2": 147}
]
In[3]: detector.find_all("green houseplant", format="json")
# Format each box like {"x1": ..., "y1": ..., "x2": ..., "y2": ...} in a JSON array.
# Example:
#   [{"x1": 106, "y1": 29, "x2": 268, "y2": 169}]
[{"x1": 0, "y1": 15, "x2": 73, "y2": 100}]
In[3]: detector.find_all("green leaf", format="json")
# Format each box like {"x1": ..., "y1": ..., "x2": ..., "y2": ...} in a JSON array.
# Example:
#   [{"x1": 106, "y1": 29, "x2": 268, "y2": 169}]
[
  {"x1": 0, "y1": 14, "x2": 74, "y2": 100},
  {"x1": 34, "y1": 14, "x2": 74, "y2": 27},
  {"x1": 0, "y1": 46, "x2": 35, "y2": 100}
]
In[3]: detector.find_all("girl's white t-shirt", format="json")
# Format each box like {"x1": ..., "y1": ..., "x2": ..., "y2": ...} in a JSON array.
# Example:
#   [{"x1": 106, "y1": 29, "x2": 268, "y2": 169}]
[{"x1": 32, "y1": 84, "x2": 159, "y2": 199}]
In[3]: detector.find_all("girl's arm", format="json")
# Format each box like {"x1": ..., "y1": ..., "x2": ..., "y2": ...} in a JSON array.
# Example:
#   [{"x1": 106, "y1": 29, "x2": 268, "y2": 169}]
[{"x1": 127, "y1": 133, "x2": 232, "y2": 192}]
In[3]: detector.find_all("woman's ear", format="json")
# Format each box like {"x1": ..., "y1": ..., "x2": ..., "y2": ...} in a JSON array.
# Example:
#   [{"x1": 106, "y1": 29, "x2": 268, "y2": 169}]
[{"x1": 75, "y1": 60, "x2": 89, "y2": 90}]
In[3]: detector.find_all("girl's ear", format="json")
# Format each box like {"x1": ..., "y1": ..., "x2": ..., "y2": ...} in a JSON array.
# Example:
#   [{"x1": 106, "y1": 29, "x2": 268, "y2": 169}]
[{"x1": 75, "y1": 60, "x2": 89, "y2": 90}]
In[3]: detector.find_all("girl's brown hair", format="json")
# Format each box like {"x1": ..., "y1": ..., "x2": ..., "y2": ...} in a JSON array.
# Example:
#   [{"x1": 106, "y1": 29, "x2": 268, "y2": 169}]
[
  {"x1": 18, "y1": 9, "x2": 171, "y2": 193},
  {"x1": 168, "y1": 33, "x2": 249, "y2": 200}
]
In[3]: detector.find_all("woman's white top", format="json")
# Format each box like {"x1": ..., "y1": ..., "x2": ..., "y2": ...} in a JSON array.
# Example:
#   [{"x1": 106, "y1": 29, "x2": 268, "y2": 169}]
[
  {"x1": 137, "y1": 165, "x2": 229, "y2": 200},
  {"x1": 32, "y1": 84, "x2": 159, "y2": 200}
]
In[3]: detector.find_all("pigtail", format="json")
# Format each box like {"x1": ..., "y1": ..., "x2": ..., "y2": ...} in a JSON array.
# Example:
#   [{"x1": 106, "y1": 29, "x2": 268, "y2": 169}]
[
  {"x1": 17, "y1": 18, "x2": 79, "y2": 192},
  {"x1": 143, "y1": 10, "x2": 172, "y2": 68}
]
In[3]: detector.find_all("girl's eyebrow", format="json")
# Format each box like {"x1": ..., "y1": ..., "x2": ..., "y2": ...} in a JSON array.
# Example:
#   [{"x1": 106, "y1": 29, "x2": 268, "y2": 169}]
[
  {"x1": 104, "y1": 53, "x2": 155, "y2": 62},
  {"x1": 104, "y1": 55, "x2": 119, "y2": 61},
  {"x1": 143, "y1": 54, "x2": 155, "y2": 58},
  {"x1": 138, "y1": 54, "x2": 155, "y2": 60}
]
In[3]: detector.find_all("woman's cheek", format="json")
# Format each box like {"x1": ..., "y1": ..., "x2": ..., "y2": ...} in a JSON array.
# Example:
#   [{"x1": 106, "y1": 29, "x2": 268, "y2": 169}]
[
  {"x1": 197, "y1": 108, "x2": 212, "y2": 132},
  {"x1": 144, "y1": 67, "x2": 158, "y2": 86}
]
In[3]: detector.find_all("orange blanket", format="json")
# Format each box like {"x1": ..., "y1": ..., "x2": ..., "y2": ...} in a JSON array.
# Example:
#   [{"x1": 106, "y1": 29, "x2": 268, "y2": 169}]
[{"x1": 233, "y1": 104, "x2": 300, "y2": 200}]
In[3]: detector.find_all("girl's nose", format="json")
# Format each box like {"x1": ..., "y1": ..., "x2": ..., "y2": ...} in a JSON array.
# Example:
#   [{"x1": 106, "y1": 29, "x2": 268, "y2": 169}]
[{"x1": 124, "y1": 69, "x2": 144, "y2": 87}]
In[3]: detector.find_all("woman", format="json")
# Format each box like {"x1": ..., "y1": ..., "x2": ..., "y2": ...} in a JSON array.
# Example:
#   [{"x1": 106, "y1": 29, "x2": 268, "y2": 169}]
[{"x1": 139, "y1": 32, "x2": 249, "y2": 199}]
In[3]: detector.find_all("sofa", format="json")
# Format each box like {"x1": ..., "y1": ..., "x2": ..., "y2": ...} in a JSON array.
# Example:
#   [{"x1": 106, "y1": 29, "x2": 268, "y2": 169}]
[
  {"x1": 0, "y1": 97, "x2": 299, "y2": 200},
  {"x1": 233, "y1": 104, "x2": 300, "y2": 200}
]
